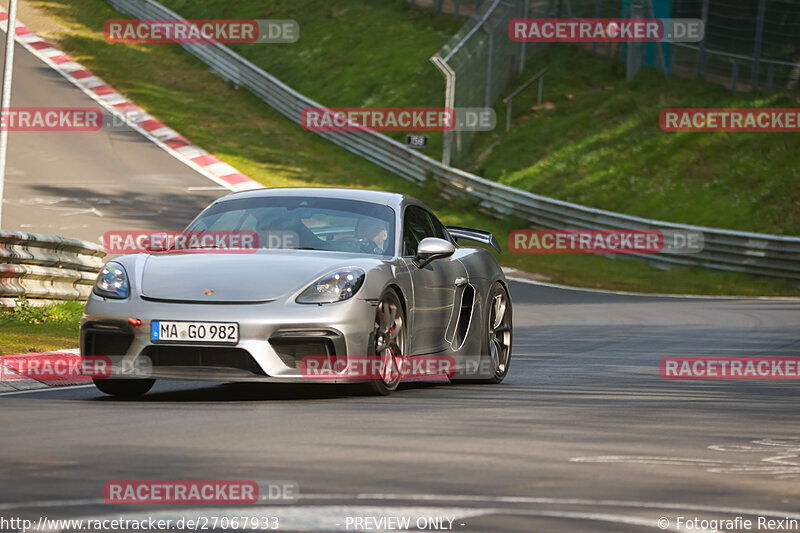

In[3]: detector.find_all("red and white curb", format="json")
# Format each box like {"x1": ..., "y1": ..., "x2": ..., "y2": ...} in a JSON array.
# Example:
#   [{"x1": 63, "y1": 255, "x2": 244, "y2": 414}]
[
  {"x1": 0, "y1": 349, "x2": 88, "y2": 392},
  {"x1": 0, "y1": 10, "x2": 262, "y2": 193}
]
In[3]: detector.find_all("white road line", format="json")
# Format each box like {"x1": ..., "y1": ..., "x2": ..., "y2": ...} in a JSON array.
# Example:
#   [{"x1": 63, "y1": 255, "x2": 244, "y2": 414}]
[
  {"x1": 299, "y1": 494, "x2": 800, "y2": 521},
  {"x1": 504, "y1": 269, "x2": 800, "y2": 301},
  {"x1": 3, "y1": 495, "x2": 797, "y2": 532},
  {"x1": 0, "y1": 385, "x2": 94, "y2": 397},
  {"x1": 10, "y1": 494, "x2": 791, "y2": 521},
  {"x1": 0, "y1": 498, "x2": 104, "y2": 511}
]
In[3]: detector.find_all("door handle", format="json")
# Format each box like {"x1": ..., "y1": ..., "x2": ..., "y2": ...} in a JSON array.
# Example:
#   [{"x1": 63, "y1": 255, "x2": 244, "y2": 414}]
[{"x1": 454, "y1": 277, "x2": 467, "y2": 287}]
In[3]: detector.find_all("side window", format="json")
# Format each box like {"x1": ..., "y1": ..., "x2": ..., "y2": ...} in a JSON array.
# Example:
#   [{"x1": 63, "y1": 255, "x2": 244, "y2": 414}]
[
  {"x1": 428, "y1": 213, "x2": 449, "y2": 241},
  {"x1": 403, "y1": 206, "x2": 435, "y2": 256}
]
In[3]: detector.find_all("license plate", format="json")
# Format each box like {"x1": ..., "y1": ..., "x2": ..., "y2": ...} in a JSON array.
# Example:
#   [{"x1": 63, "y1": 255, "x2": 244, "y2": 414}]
[{"x1": 151, "y1": 321, "x2": 239, "y2": 344}]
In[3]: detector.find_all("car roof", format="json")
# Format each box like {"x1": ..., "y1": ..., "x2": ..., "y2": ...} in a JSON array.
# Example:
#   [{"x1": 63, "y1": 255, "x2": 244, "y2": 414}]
[{"x1": 215, "y1": 187, "x2": 427, "y2": 212}]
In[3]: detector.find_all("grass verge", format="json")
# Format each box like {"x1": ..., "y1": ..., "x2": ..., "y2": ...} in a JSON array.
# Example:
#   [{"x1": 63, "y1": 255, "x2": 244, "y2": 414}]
[
  {"x1": 0, "y1": 301, "x2": 83, "y2": 355},
  {"x1": 464, "y1": 46, "x2": 800, "y2": 236},
  {"x1": 10, "y1": 0, "x2": 799, "y2": 297}
]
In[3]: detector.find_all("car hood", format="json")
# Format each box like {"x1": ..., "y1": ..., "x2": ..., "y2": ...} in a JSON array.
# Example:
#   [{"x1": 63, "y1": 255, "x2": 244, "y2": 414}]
[{"x1": 139, "y1": 250, "x2": 380, "y2": 303}]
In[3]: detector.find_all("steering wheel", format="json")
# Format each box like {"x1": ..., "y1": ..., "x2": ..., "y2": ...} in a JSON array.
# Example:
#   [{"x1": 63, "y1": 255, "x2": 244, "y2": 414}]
[{"x1": 329, "y1": 237, "x2": 366, "y2": 252}]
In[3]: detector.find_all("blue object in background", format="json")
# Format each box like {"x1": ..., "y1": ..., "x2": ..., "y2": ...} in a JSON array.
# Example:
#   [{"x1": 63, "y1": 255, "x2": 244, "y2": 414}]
[{"x1": 622, "y1": 0, "x2": 672, "y2": 74}]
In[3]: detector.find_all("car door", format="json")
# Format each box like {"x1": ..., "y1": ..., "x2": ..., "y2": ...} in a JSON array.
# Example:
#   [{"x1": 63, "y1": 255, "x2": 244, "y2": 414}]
[{"x1": 402, "y1": 205, "x2": 466, "y2": 354}]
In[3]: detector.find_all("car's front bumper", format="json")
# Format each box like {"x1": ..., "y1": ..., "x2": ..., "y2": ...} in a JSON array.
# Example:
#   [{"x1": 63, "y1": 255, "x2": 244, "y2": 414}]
[{"x1": 81, "y1": 292, "x2": 377, "y2": 383}]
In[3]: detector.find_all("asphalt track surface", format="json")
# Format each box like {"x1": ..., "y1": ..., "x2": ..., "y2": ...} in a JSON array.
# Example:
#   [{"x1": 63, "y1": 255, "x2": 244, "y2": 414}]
[
  {"x1": 0, "y1": 36, "x2": 226, "y2": 242},
  {"x1": 3, "y1": 10, "x2": 800, "y2": 533},
  {"x1": 2, "y1": 282, "x2": 800, "y2": 532}
]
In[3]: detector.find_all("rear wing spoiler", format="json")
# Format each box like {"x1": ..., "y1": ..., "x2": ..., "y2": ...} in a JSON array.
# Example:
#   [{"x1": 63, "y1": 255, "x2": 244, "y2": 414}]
[{"x1": 445, "y1": 226, "x2": 502, "y2": 253}]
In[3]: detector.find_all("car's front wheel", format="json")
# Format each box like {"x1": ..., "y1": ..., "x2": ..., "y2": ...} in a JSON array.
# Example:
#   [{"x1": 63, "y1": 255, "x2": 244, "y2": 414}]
[
  {"x1": 93, "y1": 378, "x2": 155, "y2": 398},
  {"x1": 363, "y1": 288, "x2": 406, "y2": 396}
]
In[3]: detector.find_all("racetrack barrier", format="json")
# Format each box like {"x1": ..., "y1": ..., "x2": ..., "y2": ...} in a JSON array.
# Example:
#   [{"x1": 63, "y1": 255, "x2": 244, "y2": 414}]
[{"x1": 0, "y1": 231, "x2": 106, "y2": 306}]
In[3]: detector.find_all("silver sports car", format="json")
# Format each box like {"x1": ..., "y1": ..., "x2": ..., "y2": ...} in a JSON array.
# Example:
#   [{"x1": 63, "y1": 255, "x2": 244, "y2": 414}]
[{"x1": 81, "y1": 187, "x2": 512, "y2": 396}]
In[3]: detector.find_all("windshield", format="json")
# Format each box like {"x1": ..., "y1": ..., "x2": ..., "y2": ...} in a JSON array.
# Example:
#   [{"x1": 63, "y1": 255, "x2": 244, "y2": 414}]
[{"x1": 185, "y1": 196, "x2": 396, "y2": 256}]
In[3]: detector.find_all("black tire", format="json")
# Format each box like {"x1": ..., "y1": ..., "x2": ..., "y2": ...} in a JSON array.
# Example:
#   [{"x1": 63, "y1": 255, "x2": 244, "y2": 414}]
[
  {"x1": 450, "y1": 281, "x2": 512, "y2": 384},
  {"x1": 93, "y1": 378, "x2": 155, "y2": 398},
  {"x1": 362, "y1": 289, "x2": 407, "y2": 396}
]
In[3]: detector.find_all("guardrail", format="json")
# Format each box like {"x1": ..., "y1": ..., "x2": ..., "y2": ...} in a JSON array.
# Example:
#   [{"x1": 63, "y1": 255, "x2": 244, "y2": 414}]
[
  {"x1": 0, "y1": 231, "x2": 106, "y2": 306},
  {"x1": 108, "y1": 0, "x2": 800, "y2": 280}
]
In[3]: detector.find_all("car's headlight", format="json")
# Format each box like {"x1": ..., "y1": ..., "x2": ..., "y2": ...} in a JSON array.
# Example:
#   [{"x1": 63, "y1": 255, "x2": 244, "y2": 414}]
[
  {"x1": 94, "y1": 262, "x2": 130, "y2": 299},
  {"x1": 296, "y1": 268, "x2": 365, "y2": 304}
]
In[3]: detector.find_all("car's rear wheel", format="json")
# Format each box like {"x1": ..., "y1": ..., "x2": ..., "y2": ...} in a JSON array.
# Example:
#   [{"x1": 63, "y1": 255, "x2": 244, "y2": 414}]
[
  {"x1": 93, "y1": 378, "x2": 155, "y2": 398},
  {"x1": 363, "y1": 289, "x2": 406, "y2": 396},
  {"x1": 484, "y1": 282, "x2": 512, "y2": 383}
]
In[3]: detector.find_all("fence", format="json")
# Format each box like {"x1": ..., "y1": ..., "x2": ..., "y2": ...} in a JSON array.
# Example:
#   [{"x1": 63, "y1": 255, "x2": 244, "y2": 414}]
[
  {"x1": 425, "y1": 0, "x2": 800, "y2": 161},
  {"x1": 407, "y1": 0, "x2": 485, "y2": 18},
  {"x1": 108, "y1": 0, "x2": 800, "y2": 279},
  {"x1": 561, "y1": 0, "x2": 800, "y2": 92},
  {"x1": 431, "y1": 0, "x2": 527, "y2": 165},
  {"x1": 0, "y1": 231, "x2": 106, "y2": 306}
]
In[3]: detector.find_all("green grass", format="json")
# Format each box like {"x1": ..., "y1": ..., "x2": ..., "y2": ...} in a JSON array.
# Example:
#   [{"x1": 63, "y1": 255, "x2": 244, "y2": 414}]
[
  {"x1": 464, "y1": 46, "x2": 800, "y2": 236},
  {"x1": 167, "y1": 0, "x2": 462, "y2": 155},
  {"x1": 16, "y1": 0, "x2": 799, "y2": 297},
  {"x1": 0, "y1": 301, "x2": 83, "y2": 354},
  {"x1": 162, "y1": 0, "x2": 799, "y2": 236}
]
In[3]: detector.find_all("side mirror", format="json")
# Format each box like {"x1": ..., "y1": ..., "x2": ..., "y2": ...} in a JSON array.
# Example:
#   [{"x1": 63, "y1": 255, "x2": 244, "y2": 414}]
[{"x1": 414, "y1": 237, "x2": 455, "y2": 268}]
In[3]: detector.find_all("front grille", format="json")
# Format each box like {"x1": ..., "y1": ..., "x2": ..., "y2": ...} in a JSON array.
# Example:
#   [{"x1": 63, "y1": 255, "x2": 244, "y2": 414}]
[
  {"x1": 141, "y1": 346, "x2": 265, "y2": 375},
  {"x1": 82, "y1": 326, "x2": 134, "y2": 356},
  {"x1": 270, "y1": 338, "x2": 335, "y2": 369}
]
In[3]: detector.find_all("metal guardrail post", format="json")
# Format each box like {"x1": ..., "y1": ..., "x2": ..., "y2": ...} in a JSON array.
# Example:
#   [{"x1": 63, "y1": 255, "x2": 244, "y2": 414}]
[
  {"x1": 751, "y1": 0, "x2": 766, "y2": 90},
  {"x1": 537, "y1": 75, "x2": 543, "y2": 105},
  {"x1": 484, "y1": 27, "x2": 494, "y2": 109},
  {"x1": 697, "y1": 0, "x2": 710, "y2": 80},
  {"x1": 0, "y1": 0, "x2": 19, "y2": 229},
  {"x1": 503, "y1": 68, "x2": 546, "y2": 132},
  {"x1": 519, "y1": 0, "x2": 528, "y2": 73},
  {"x1": 591, "y1": 0, "x2": 600, "y2": 55},
  {"x1": 431, "y1": 55, "x2": 456, "y2": 166},
  {"x1": 626, "y1": 1, "x2": 645, "y2": 81},
  {"x1": 766, "y1": 64, "x2": 774, "y2": 93},
  {"x1": 1, "y1": 231, "x2": 106, "y2": 305}
]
